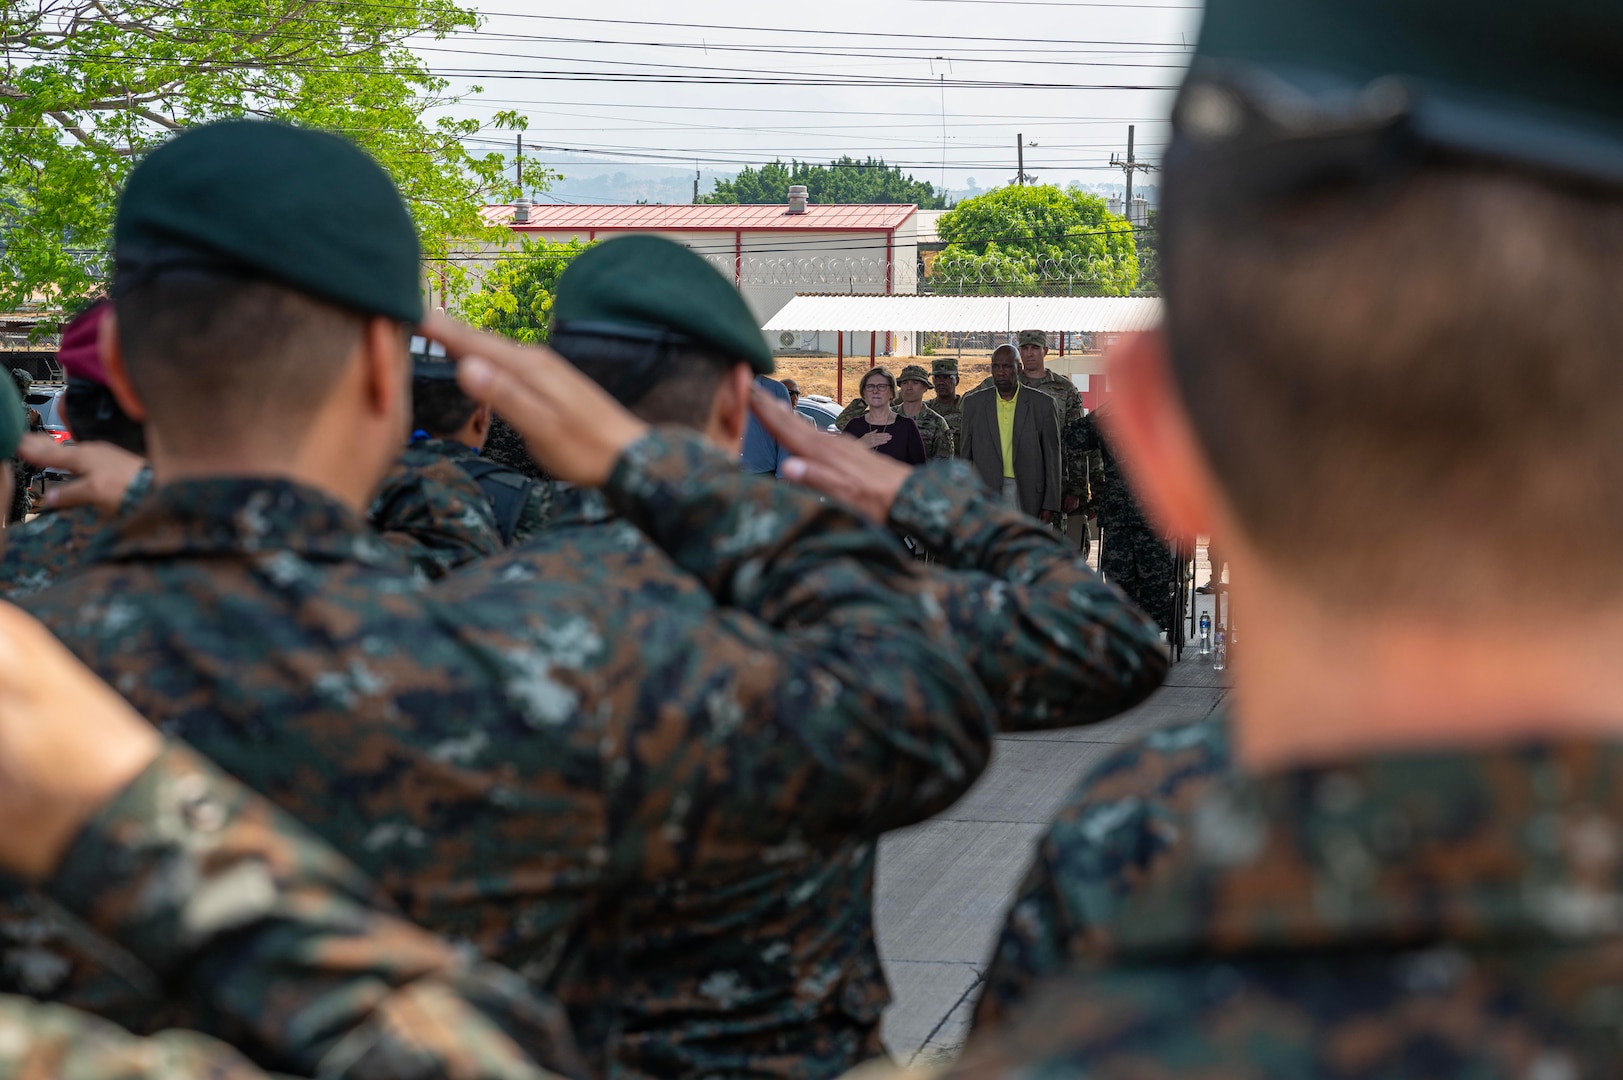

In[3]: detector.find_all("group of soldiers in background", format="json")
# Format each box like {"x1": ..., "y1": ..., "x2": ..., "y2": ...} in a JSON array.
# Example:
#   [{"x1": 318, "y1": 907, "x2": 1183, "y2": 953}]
[{"x1": 828, "y1": 334, "x2": 1179, "y2": 635}]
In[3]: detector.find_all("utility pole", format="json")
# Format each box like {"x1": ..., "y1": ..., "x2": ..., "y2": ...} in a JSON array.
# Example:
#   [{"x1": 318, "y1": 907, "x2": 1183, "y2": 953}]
[
  {"x1": 693, "y1": 167, "x2": 700, "y2": 204},
  {"x1": 516, "y1": 134, "x2": 523, "y2": 194},
  {"x1": 1109, "y1": 124, "x2": 1159, "y2": 223},
  {"x1": 1016, "y1": 132, "x2": 1026, "y2": 186}
]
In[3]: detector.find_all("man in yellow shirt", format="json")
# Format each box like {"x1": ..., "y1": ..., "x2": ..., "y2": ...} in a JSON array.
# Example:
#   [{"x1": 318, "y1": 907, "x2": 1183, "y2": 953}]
[{"x1": 960, "y1": 344, "x2": 1061, "y2": 520}]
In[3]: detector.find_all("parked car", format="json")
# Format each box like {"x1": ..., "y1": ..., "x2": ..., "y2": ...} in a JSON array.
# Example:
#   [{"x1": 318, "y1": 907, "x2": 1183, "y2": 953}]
[
  {"x1": 796, "y1": 394, "x2": 842, "y2": 434},
  {"x1": 24, "y1": 386, "x2": 71, "y2": 443}
]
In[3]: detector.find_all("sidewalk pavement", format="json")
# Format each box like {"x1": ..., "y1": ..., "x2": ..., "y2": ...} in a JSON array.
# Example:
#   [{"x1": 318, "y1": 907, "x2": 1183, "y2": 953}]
[{"x1": 873, "y1": 641, "x2": 1231, "y2": 1066}]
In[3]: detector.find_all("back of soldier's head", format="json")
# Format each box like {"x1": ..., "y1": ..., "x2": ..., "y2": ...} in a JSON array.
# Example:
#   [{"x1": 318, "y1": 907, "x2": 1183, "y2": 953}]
[
  {"x1": 546, "y1": 236, "x2": 774, "y2": 429},
  {"x1": 110, "y1": 120, "x2": 422, "y2": 459},
  {"x1": 1161, "y1": 0, "x2": 1623, "y2": 613}
]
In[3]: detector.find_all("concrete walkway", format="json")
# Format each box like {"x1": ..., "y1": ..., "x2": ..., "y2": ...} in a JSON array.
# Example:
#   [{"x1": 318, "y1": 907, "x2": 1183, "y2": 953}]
[{"x1": 873, "y1": 639, "x2": 1231, "y2": 1066}]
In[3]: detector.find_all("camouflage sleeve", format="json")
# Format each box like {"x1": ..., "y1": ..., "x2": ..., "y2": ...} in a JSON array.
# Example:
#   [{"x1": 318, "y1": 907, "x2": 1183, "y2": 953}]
[
  {"x1": 45, "y1": 743, "x2": 583, "y2": 1080},
  {"x1": 369, "y1": 454, "x2": 503, "y2": 581},
  {"x1": 1061, "y1": 416, "x2": 1090, "y2": 502},
  {"x1": 927, "y1": 413, "x2": 955, "y2": 461},
  {"x1": 509, "y1": 479, "x2": 555, "y2": 546},
  {"x1": 833, "y1": 398, "x2": 867, "y2": 431},
  {"x1": 888, "y1": 460, "x2": 1167, "y2": 731},
  {"x1": 601, "y1": 428, "x2": 996, "y2": 838},
  {"x1": 0, "y1": 996, "x2": 273, "y2": 1080}
]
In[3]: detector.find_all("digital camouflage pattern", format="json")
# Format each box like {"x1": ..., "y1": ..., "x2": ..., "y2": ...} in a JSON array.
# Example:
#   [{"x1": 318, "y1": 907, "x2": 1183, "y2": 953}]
[
  {"x1": 437, "y1": 455, "x2": 1165, "y2": 1077},
  {"x1": 1073, "y1": 408, "x2": 1176, "y2": 631},
  {"x1": 409, "y1": 437, "x2": 553, "y2": 545},
  {"x1": 0, "y1": 466, "x2": 153, "y2": 600},
  {"x1": 22, "y1": 428, "x2": 996, "y2": 1078},
  {"x1": 0, "y1": 998, "x2": 271, "y2": 1080},
  {"x1": 929, "y1": 396, "x2": 964, "y2": 458},
  {"x1": 950, "y1": 735, "x2": 1623, "y2": 1077},
  {"x1": 20, "y1": 741, "x2": 583, "y2": 1079},
  {"x1": 368, "y1": 445, "x2": 502, "y2": 579},
  {"x1": 975, "y1": 712, "x2": 1232, "y2": 1027}
]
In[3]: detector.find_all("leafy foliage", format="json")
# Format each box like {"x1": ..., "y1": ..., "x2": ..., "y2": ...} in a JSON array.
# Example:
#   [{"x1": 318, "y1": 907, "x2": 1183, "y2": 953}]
[
  {"x1": 459, "y1": 236, "x2": 594, "y2": 345},
  {"x1": 703, "y1": 157, "x2": 947, "y2": 208},
  {"x1": 931, "y1": 185, "x2": 1138, "y2": 295},
  {"x1": 0, "y1": 0, "x2": 534, "y2": 319}
]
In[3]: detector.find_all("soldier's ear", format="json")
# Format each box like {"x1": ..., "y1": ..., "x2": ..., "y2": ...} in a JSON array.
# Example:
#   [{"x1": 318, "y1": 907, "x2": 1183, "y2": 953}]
[
  {"x1": 706, "y1": 364, "x2": 754, "y2": 451},
  {"x1": 99, "y1": 309, "x2": 148, "y2": 423},
  {"x1": 1101, "y1": 330, "x2": 1218, "y2": 544}
]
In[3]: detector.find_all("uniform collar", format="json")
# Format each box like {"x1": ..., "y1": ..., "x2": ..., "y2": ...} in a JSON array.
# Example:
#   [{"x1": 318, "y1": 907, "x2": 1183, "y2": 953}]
[
  {"x1": 409, "y1": 435, "x2": 480, "y2": 462},
  {"x1": 92, "y1": 476, "x2": 400, "y2": 566},
  {"x1": 1102, "y1": 736, "x2": 1623, "y2": 959}
]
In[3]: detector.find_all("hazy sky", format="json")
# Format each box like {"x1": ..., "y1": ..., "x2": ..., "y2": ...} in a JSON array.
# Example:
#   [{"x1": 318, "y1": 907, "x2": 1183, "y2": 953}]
[{"x1": 417, "y1": 0, "x2": 1203, "y2": 194}]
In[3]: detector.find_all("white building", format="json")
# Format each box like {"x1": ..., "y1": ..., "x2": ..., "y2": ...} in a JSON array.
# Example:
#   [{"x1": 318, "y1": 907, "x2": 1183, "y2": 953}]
[{"x1": 468, "y1": 195, "x2": 921, "y2": 356}]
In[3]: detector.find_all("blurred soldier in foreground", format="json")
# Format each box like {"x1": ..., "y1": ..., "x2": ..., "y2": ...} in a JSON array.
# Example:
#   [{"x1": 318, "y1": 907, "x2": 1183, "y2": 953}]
[
  {"x1": 409, "y1": 338, "x2": 551, "y2": 544},
  {"x1": 0, "y1": 377, "x2": 584, "y2": 1080},
  {"x1": 442, "y1": 234, "x2": 1166, "y2": 1077},
  {"x1": 946, "y1": 0, "x2": 1623, "y2": 1073},
  {"x1": 0, "y1": 302, "x2": 152, "y2": 599},
  {"x1": 21, "y1": 122, "x2": 1000, "y2": 1074}
]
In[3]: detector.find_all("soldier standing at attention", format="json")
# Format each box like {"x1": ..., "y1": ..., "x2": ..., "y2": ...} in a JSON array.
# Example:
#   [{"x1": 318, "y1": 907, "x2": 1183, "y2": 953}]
[
  {"x1": 895, "y1": 364, "x2": 955, "y2": 460},
  {"x1": 408, "y1": 339, "x2": 551, "y2": 545},
  {"x1": 439, "y1": 233, "x2": 1168, "y2": 1078},
  {"x1": 1072, "y1": 402, "x2": 1176, "y2": 634},
  {"x1": 21, "y1": 120, "x2": 1001, "y2": 1074},
  {"x1": 944, "y1": 0, "x2": 1623, "y2": 1072},
  {"x1": 928, "y1": 358, "x2": 964, "y2": 456}
]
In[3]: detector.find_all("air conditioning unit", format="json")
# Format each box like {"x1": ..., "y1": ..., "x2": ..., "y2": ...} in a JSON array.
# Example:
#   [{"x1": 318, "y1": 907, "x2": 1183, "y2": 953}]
[{"x1": 779, "y1": 331, "x2": 796, "y2": 348}]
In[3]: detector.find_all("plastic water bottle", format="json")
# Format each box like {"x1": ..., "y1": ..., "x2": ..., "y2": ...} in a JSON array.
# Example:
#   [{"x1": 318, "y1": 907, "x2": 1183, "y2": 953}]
[
  {"x1": 1212, "y1": 629, "x2": 1227, "y2": 673},
  {"x1": 1198, "y1": 612, "x2": 1212, "y2": 656}
]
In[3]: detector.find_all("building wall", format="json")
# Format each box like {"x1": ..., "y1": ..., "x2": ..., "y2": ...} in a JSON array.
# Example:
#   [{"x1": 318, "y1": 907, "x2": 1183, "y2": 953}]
[{"x1": 431, "y1": 219, "x2": 920, "y2": 358}]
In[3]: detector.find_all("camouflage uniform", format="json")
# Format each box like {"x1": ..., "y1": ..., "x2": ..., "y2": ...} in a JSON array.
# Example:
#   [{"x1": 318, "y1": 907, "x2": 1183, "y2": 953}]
[
  {"x1": 368, "y1": 444, "x2": 503, "y2": 580},
  {"x1": 409, "y1": 437, "x2": 553, "y2": 546},
  {"x1": 22, "y1": 429, "x2": 998, "y2": 1077},
  {"x1": 929, "y1": 396, "x2": 964, "y2": 457},
  {"x1": 15, "y1": 741, "x2": 582, "y2": 1078},
  {"x1": 951, "y1": 734, "x2": 1623, "y2": 1077},
  {"x1": 975, "y1": 712, "x2": 1232, "y2": 1026},
  {"x1": 1073, "y1": 407, "x2": 1176, "y2": 632},
  {"x1": 440, "y1": 453, "x2": 1167, "y2": 1077},
  {"x1": 0, "y1": 466, "x2": 153, "y2": 600}
]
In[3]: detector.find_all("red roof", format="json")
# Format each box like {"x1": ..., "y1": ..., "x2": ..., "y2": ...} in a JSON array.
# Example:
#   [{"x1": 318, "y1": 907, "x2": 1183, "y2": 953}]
[{"x1": 481, "y1": 203, "x2": 916, "y2": 233}]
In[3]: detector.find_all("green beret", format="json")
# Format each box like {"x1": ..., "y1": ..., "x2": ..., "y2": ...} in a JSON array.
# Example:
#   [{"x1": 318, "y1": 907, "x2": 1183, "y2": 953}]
[
  {"x1": 1016, "y1": 330, "x2": 1048, "y2": 349},
  {"x1": 1177, "y1": 0, "x2": 1623, "y2": 191},
  {"x1": 552, "y1": 236, "x2": 773, "y2": 374},
  {"x1": 114, "y1": 120, "x2": 422, "y2": 323},
  {"x1": 897, "y1": 364, "x2": 932, "y2": 386},
  {"x1": 931, "y1": 358, "x2": 959, "y2": 378},
  {"x1": 0, "y1": 375, "x2": 23, "y2": 459}
]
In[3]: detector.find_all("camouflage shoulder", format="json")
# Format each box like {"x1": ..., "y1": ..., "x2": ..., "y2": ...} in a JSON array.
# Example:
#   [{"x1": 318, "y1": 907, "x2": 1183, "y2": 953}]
[{"x1": 0, "y1": 995, "x2": 272, "y2": 1079}]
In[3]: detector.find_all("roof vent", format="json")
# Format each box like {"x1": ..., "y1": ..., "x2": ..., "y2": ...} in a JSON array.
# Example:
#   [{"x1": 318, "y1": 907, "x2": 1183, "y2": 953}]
[
  {"x1": 512, "y1": 196, "x2": 532, "y2": 224},
  {"x1": 786, "y1": 185, "x2": 808, "y2": 215}
]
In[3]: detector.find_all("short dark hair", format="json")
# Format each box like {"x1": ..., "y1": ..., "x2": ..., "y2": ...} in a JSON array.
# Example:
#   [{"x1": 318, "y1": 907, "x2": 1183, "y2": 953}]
[
  {"x1": 861, "y1": 367, "x2": 897, "y2": 396},
  {"x1": 115, "y1": 278, "x2": 368, "y2": 457},
  {"x1": 566, "y1": 345, "x2": 738, "y2": 428},
  {"x1": 412, "y1": 378, "x2": 478, "y2": 438},
  {"x1": 61, "y1": 382, "x2": 146, "y2": 454},
  {"x1": 1164, "y1": 162, "x2": 1623, "y2": 611}
]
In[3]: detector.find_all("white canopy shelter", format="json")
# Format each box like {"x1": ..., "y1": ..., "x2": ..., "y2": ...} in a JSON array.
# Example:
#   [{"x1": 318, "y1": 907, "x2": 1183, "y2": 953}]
[{"x1": 762, "y1": 294, "x2": 1162, "y2": 334}]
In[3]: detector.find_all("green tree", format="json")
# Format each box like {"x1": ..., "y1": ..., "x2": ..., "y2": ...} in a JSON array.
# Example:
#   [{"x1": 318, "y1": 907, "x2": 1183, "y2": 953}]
[
  {"x1": 0, "y1": 0, "x2": 529, "y2": 319},
  {"x1": 459, "y1": 237, "x2": 594, "y2": 345},
  {"x1": 703, "y1": 157, "x2": 947, "y2": 207},
  {"x1": 932, "y1": 185, "x2": 1138, "y2": 295}
]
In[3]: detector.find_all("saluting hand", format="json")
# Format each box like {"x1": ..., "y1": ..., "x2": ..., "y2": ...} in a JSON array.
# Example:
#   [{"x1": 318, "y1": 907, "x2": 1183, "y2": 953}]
[
  {"x1": 420, "y1": 313, "x2": 650, "y2": 488},
  {"x1": 19, "y1": 436, "x2": 146, "y2": 516},
  {"x1": 0, "y1": 604, "x2": 160, "y2": 880},
  {"x1": 749, "y1": 388, "x2": 909, "y2": 524}
]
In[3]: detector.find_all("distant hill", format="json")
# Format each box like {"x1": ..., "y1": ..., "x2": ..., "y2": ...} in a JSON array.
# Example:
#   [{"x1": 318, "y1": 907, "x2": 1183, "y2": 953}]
[{"x1": 534, "y1": 154, "x2": 735, "y2": 205}]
